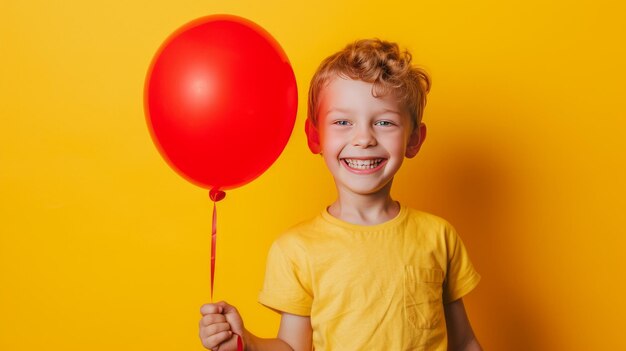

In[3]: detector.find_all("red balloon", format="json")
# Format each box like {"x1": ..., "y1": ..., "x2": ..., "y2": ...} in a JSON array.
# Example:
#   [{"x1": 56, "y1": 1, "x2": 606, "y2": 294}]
[{"x1": 144, "y1": 15, "x2": 297, "y2": 191}]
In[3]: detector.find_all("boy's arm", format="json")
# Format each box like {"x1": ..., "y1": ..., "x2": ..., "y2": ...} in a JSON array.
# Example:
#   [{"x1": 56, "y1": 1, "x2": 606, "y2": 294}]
[
  {"x1": 444, "y1": 298, "x2": 482, "y2": 351},
  {"x1": 244, "y1": 312, "x2": 312, "y2": 351}
]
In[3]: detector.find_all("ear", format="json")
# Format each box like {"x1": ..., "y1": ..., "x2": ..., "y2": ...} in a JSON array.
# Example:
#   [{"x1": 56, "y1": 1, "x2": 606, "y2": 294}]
[
  {"x1": 305, "y1": 118, "x2": 321, "y2": 154},
  {"x1": 405, "y1": 122, "x2": 427, "y2": 158}
]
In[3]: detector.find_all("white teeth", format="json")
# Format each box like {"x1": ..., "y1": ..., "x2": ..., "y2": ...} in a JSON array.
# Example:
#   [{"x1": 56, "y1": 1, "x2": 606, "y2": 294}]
[{"x1": 344, "y1": 158, "x2": 384, "y2": 170}]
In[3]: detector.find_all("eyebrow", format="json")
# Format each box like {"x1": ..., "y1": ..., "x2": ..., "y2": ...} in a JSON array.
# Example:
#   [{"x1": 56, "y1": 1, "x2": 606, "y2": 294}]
[
  {"x1": 325, "y1": 107, "x2": 402, "y2": 116},
  {"x1": 325, "y1": 108, "x2": 351, "y2": 115}
]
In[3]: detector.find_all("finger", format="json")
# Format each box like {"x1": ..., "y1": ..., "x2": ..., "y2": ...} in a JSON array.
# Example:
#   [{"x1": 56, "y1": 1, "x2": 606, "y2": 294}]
[
  {"x1": 200, "y1": 302, "x2": 226, "y2": 315},
  {"x1": 200, "y1": 322, "x2": 231, "y2": 338},
  {"x1": 201, "y1": 330, "x2": 233, "y2": 350},
  {"x1": 199, "y1": 313, "x2": 227, "y2": 327}
]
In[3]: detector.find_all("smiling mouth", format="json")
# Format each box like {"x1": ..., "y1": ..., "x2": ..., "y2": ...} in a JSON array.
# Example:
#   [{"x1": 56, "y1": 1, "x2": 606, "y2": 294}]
[{"x1": 342, "y1": 158, "x2": 385, "y2": 170}]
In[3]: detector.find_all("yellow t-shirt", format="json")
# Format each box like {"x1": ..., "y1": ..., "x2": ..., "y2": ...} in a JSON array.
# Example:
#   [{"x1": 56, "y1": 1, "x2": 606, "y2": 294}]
[{"x1": 258, "y1": 205, "x2": 480, "y2": 350}]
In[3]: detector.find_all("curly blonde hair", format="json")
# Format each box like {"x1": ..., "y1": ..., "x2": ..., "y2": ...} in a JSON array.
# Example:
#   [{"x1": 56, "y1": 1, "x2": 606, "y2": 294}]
[{"x1": 308, "y1": 39, "x2": 431, "y2": 128}]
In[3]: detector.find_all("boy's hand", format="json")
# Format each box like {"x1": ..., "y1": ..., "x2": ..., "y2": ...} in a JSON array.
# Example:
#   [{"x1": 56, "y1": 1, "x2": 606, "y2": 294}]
[{"x1": 199, "y1": 301, "x2": 245, "y2": 351}]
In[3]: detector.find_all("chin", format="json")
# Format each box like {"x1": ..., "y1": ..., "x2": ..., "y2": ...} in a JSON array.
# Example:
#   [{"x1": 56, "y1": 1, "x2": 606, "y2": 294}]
[{"x1": 344, "y1": 182, "x2": 392, "y2": 196}]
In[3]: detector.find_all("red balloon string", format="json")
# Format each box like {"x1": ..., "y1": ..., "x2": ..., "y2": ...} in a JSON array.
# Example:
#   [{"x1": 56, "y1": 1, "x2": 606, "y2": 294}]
[
  {"x1": 208, "y1": 190, "x2": 242, "y2": 351},
  {"x1": 237, "y1": 334, "x2": 244, "y2": 350},
  {"x1": 209, "y1": 189, "x2": 225, "y2": 300},
  {"x1": 210, "y1": 200, "x2": 217, "y2": 301}
]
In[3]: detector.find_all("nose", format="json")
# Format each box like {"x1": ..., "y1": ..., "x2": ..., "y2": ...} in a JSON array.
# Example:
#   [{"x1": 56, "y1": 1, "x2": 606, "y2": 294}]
[{"x1": 351, "y1": 124, "x2": 377, "y2": 148}]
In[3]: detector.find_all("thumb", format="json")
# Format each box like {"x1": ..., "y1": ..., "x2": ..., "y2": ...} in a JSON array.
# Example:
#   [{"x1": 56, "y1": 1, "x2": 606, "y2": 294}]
[
  {"x1": 221, "y1": 304, "x2": 245, "y2": 335},
  {"x1": 211, "y1": 301, "x2": 232, "y2": 314}
]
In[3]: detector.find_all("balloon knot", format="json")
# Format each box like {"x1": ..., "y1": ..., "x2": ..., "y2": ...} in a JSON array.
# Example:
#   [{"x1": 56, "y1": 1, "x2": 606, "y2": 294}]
[{"x1": 209, "y1": 189, "x2": 226, "y2": 202}]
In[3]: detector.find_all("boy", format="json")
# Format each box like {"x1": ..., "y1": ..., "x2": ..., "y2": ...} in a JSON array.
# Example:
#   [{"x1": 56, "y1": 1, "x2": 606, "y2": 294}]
[{"x1": 199, "y1": 39, "x2": 482, "y2": 351}]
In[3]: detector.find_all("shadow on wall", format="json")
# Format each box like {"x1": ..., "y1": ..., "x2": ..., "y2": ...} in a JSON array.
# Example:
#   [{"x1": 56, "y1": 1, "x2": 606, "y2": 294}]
[{"x1": 397, "y1": 132, "x2": 560, "y2": 351}]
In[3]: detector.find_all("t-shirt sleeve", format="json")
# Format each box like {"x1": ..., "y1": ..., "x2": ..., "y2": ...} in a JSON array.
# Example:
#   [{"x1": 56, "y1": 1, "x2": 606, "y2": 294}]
[
  {"x1": 443, "y1": 225, "x2": 481, "y2": 304},
  {"x1": 258, "y1": 238, "x2": 313, "y2": 316}
]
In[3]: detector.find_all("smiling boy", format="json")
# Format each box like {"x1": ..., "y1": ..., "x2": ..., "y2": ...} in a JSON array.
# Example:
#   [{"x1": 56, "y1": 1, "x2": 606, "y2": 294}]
[{"x1": 199, "y1": 39, "x2": 482, "y2": 351}]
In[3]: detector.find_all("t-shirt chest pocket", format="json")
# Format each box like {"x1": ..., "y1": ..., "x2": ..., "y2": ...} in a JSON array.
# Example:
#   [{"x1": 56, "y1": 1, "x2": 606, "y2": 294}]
[{"x1": 403, "y1": 265, "x2": 445, "y2": 329}]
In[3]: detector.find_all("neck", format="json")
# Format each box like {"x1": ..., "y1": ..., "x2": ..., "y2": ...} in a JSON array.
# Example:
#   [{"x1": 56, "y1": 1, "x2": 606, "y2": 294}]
[{"x1": 328, "y1": 182, "x2": 400, "y2": 225}]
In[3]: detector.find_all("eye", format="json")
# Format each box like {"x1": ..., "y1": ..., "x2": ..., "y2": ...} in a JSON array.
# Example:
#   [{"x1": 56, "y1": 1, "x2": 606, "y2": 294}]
[
  {"x1": 375, "y1": 120, "x2": 394, "y2": 127},
  {"x1": 333, "y1": 120, "x2": 351, "y2": 126}
]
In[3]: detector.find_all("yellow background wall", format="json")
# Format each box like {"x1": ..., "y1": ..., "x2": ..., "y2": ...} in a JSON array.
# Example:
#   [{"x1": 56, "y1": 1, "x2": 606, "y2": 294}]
[{"x1": 1, "y1": 1, "x2": 624, "y2": 350}]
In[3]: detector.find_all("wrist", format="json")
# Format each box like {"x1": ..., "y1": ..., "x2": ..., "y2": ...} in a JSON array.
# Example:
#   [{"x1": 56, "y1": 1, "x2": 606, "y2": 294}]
[{"x1": 241, "y1": 329, "x2": 254, "y2": 351}]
